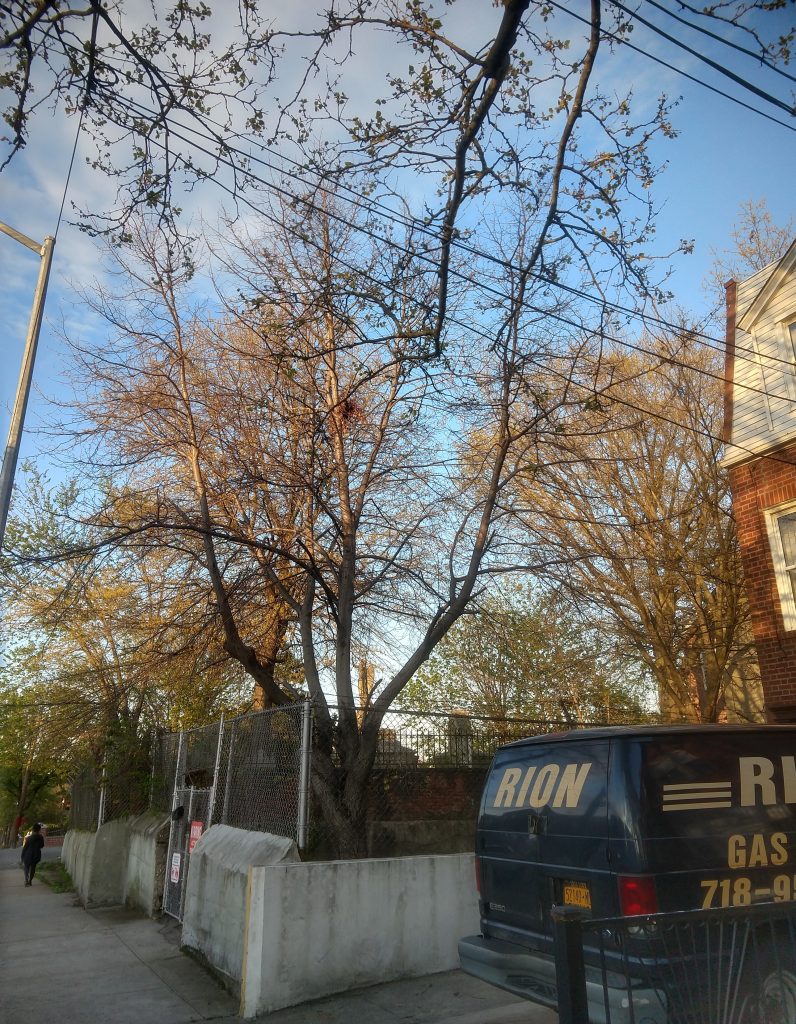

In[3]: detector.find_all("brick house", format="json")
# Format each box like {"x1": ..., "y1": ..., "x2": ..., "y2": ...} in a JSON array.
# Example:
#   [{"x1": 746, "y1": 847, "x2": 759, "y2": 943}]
[{"x1": 723, "y1": 240, "x2": 796, "y2": 722}]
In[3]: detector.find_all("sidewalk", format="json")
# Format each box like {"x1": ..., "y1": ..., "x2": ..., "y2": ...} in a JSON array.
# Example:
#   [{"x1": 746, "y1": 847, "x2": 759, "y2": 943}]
[
  {"x1": 0, "y1": 848, "x2": 239, "y2": 1024},
  {"x1": 0, "y1": 847, "x2": 550, "y2": 1023}
]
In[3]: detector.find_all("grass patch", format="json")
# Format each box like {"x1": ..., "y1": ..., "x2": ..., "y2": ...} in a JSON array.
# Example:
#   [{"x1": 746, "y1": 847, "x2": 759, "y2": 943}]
[{"x1": 36, "y1": 861, "x2": 75, "y2": 893}]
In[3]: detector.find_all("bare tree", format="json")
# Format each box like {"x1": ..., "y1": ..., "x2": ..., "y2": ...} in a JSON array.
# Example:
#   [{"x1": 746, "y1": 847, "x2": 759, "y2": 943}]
[
  {"x1": 514, "y1": 334, "x2": 761, "y2": 722},
  {"x1": 33, "y1": 190, "x2": 606, "y2": 854},
  {"x1": 706, "y1": 198, "x2": 796, "y2": 306},
  {"x1": 6, "y1": 2, "x2": 789, "y2": 851}
]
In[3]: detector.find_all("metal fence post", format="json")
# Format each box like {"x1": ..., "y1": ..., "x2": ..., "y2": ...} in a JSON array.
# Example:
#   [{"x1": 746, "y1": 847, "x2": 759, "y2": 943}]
[
  {"x1": 148, "y1": 731, "x2": 157, "y2": 810},
  {"x1": 96, "y1": 757, "x2": 107, "y2": 831},
  {"x1": 207, "y1": 714, "x2": 224, "y2": 827},
  {"x1": 162, "y1": 731, "x2": 185, "y2": 912},
  {"x1": 551, "y1": 905, "x2": 589, "y2": 1024},
  {"x1": 221, "y1": 718, "x2": 236, "y2": 825},
  {"x1": 297, "y1": 700, "x2": 312, "y2": 850}
]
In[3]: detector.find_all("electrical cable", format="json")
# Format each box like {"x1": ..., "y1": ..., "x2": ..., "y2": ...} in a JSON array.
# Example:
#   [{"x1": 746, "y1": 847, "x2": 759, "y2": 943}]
[
  {"x1": 641, "y1": 0, "x2": 796, "y2": 85},
  {"x1": 55, "y1": 106, "x2": 85, "y2": 240},
  {"x1": 52, "y1": 3, "x2": 796, "y2": 381},
  {"x1": 107, "y1": 87, "x2": 796, "y2": 383},
  {"x1": 547, "y1": 0, "x2": 796, "y2": 133},
  {"x1": 610, "y1": 0, "x2": 796, "y2": 118},
  {"x1": 56, "y1": 30, "x2": 787, "y2": 371},
  {"x1": 106, "y1": 89, "x2": 796, "y2": 410},
  {"x1": 94, "y1": 96, "x2": 796, "y2": 470}
]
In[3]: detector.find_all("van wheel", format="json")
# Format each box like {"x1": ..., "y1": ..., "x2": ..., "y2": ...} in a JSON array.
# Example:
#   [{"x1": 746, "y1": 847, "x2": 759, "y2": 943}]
[{"x1": 735, "y1": 965, "x2": 796, "y2": 1024}]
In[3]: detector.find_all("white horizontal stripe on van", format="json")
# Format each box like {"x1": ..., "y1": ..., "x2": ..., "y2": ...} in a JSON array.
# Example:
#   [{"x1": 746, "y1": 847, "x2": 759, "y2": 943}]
[
  {"x1": 663, "y1": 797, "x2": 731, "y2": 807},
  {"x1": 662, "y1": 782, "x2": 731, "y2": 791},
  {"x1": 663, "y1": 789, "x2": 731, "y2": 800},
  {"x1": 662, "y1": 801, "x2": 733, "y2": 812}
]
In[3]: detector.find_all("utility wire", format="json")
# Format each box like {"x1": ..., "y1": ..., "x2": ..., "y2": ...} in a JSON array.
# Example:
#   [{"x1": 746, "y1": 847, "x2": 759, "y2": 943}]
[
  {"x1": 548, "y1": 0, "x2": 796, "y2": 133},
  {"x1": 57, "y1": 2, "x2": 796, "y2": 376},
  {"x1": 60, "y1": 28, "x2": 788, "y2": 367},
  {"x1": 108, "y1": 87, "x2": 796, "y2": 383},
  {"x1": 108, "y1": 89, "x2": 796, "y2": 407},
  {"x1": 642, "y1": 0, "x2": 796, "y2": 85},
  {"x1": 98, "y1": 94, "x2": 796, "y2": 459},
  {"x1": 55, "y1": 106, "x2": 85, "y2": 239},
  {"x1": 610, "y1": 0, "x2": 796, "y2": 118}
]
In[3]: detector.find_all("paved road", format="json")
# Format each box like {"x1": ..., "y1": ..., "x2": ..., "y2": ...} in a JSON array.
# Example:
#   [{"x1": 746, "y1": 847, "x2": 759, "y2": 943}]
[{"x1": 0, "y1": 845, "x2": 553, "y2": 1023}]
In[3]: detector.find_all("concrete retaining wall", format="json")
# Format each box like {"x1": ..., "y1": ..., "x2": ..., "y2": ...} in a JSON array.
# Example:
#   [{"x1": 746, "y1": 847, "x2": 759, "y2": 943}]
[
  {"x1": 240, "y1": 853, "x2": 479, "y2": 1018},
  {"x1": 124, "y1": 812, "x2": 171, "y2": 915},
  {"x1": 62, "y1": 821, "x2": 129, "y2": 905},
  {"x1": 62, "y1": 828, "x2": 97, "y2": 901},
  {"x1": 63, "y1": 812, "x2": 169, "y2": 914},
  {"x1": 63, "y1": 822, "x2": 478, "y2": 1018},
  {"x1": 182, "y1": 825, "x2": 299, "y2": 994}
]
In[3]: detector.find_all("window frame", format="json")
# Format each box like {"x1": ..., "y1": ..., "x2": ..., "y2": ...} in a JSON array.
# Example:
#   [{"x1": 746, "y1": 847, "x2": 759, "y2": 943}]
[
  {"x1": 765, "y1": 500, "x2": 796, "y2": 630},
  {"x1": 780, "y1": 318, "x2": 796, "y2": 407}
]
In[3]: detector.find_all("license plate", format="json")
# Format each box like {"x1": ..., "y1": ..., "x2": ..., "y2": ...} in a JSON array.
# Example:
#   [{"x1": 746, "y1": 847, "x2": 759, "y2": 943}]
[{"x1": 563, "y1": 881, "x2": 591, "y2": 909}]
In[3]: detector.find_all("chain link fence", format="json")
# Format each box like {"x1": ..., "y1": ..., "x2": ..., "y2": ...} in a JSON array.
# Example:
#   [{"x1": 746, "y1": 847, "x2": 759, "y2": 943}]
[
  {"x1": 71, "y1": 702, "x2": 660, "y2": 856},
  {"x1": 68, "y1": 738, "x2": 154, "y2": 830},
  {"x1": 308, "y1": 706, "x2": 615, "y2": 857},
  {"x1": 150, "y1": 704, "x2": 311, "y2": 844},
  {"x1": 69, "y1": 765, "x2": 102, "y2": 830}
]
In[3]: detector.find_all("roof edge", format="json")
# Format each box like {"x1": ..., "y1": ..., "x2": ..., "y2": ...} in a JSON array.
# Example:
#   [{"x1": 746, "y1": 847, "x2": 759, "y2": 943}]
[{"x1": 737, "y1": 238, "x2": 796, "y2": 333}]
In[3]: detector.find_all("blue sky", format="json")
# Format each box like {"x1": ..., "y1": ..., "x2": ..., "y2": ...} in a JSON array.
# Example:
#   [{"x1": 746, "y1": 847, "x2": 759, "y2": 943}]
[{"x1": 1, "y1": 1, "x2": 794, "y2": 492}]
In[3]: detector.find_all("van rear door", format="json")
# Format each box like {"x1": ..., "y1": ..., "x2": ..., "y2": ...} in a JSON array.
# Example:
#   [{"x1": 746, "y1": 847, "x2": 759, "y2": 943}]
[
  {"x1": 478, "y1": 737, "x2": 610, "y2": 944},
  {"x1": 627, "y1": 729, "x2": 796, "y2": 912}
]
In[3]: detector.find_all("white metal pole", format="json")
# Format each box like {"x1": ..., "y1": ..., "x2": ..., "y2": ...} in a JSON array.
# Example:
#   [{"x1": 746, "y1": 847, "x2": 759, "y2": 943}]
[
  {"x1": 0, "y1": 230, "x2": 55, "y2": 549},
  {"x1": 162, "y1": 731, "x2": 185, "y2": 913},
  {"x1": 207, "y1": 714, "x2": 224, "y2": 827},
  {"x1": 96, "y1": 764, "x2": 107, "y2": 832},
  {"x1": 297, "y1": 701, "x2": 312, "y2": 850}
]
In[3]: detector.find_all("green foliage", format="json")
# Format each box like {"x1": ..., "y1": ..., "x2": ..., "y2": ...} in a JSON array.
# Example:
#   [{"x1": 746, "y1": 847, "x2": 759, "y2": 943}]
[
  {"x1": 36, "y1": 861, "x2": 75, "y2": 893},
  {"x1": 0, "y1": 682, "x2": 72, "y2": 835},
  {"x1": 400, "y1": 586, "x2": 653, "y2": 725}
]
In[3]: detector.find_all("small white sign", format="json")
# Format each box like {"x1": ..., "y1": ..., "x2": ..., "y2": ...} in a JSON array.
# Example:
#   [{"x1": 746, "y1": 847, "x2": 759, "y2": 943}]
[{"x1": 170, "y1": 852, "x2": 181, "y2": 884}]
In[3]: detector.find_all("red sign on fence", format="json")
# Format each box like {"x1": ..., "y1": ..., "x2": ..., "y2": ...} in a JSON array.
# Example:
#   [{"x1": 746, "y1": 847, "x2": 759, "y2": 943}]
[{"x1": 188, "y1": 820, "x2": 204, "y2": 854}]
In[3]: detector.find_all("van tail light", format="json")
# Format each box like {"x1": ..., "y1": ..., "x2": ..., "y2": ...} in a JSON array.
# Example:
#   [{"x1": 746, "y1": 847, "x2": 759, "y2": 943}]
[
  {"x1": 619, "y1": 875, "x2": 658, "y2": 916},
  {"x1": 474, "y1": 855, "x2": 482, "y2": 895}
]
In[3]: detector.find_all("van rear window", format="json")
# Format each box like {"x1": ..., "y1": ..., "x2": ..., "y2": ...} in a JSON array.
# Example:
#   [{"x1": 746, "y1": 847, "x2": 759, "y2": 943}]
[{"x1": 639, "y1": 734, "x2": 796, "y2": 838}]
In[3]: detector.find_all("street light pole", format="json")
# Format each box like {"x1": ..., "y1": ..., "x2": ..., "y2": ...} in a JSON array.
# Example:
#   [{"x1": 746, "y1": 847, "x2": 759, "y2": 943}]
[{"x1": 0, "y1": 223, "x2": 55, "y2": 551}]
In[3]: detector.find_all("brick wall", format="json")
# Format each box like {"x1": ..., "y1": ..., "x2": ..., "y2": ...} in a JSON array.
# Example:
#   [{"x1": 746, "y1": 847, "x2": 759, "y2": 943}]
[
  {"x1": 366, "y1": 767, "x2": 488, "y2": 821},
  {"x1": 730, "y1": 445, "x2": 796, "y2": 721}
]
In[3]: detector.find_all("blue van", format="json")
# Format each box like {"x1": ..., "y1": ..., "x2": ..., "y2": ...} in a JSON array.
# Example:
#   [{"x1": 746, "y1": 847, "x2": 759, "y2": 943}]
[{"x1": 459, "y1": 725, "x2": 796, "y2": 1022}]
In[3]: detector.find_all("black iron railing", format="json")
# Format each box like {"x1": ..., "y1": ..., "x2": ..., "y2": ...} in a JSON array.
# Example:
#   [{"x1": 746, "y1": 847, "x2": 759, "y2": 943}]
[{"x1": 553, "y1": 901, "x2": 796, "y2": 1024}]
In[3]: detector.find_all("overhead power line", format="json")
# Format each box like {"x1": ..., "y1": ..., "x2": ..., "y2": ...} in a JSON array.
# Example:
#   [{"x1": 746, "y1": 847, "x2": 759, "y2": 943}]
[
  {"x1": 59, "y1": 27, "x2": 782, "y2": 367},
  {"x1": 107, "y1": 88, "x2": 796, "y2": 396},
  {"x1": 103, "y1": 82, "x2": 796, "y2": 385},
  {"x1": 642, "y1": 0, "x2": 796, "y2": 85},
  {"x1": 547, "y1": 0, "x2": 796, "y2": 134},
  {"x1": 610, "y1": 0, "x2": 796, "y2": 118},
  {"x1": 95, "y1": 91, "x2": 796, "y2": 459}
]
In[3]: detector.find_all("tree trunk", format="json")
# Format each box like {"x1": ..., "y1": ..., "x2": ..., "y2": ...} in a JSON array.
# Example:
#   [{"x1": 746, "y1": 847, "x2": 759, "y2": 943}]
[
  {"x1": 7, "y1": 764, "x2": 32, "y2": 847},
  {"x1": 309, "y1": 712, "x2": 386, "y2": 858},
  {"x1": 310, "y1": 755, "x2": 370, "y2": 858}
]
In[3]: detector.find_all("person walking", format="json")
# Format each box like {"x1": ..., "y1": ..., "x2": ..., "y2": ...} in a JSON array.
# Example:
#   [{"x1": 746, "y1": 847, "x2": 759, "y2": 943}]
[{"x1": 20, "y1": 823, "x2": 44, "y2": 886}]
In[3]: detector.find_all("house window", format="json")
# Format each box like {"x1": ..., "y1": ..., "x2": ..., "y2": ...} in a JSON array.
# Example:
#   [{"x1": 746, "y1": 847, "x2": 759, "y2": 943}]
[{"x1": 766, "y1": 504, "x2": 796, "y2": 629}]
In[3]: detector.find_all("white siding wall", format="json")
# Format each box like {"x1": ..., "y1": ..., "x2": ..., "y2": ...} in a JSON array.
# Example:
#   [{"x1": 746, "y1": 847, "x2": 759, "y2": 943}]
[{"x1": 727, "y1": 265, "x2": 796, "y2": 464}]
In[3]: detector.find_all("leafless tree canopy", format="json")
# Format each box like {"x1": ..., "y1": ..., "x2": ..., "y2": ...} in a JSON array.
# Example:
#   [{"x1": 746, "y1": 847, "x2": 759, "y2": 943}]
[
  {"x1": 512, "y1": 333, "x2": 759, "y2": 722},
  {"x1": 3, "y1": 1, "x2": 790, "y2": 851}
]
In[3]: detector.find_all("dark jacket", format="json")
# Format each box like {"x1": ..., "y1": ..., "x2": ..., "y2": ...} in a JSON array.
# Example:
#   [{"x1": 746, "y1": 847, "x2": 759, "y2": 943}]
[{"x1": 21, "y1": 832, "x2": 44, "y2": 864}]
